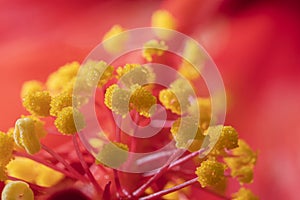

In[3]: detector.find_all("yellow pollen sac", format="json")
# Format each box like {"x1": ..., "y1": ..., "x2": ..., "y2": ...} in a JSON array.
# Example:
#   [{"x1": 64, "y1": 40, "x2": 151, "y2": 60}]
[
  {"x1": 159, "y1": 89, "x2": 181, "y2": 115},
  {"x1": 116, "y1": 64, "x2": 154, "y2": 87},
  {"x1": 169, "y1": 78, "x2": 194, "y2": 95},
  {"x1": 231, "y1": 139, "x2": 257, "y2": 165},
  {"x1": 104, "y1": 84, "x2": 131, "y2": 117},
  {"x1": 96, "y1": 142, "x2": 129, "y2": 168},
  {"x1": 159, "y1": 78, "x2": 194, "y2": 115},
  {"x1": 54, "y1": 106, "x2": 85, "y2": 135},
  {"x1": 142, "y1": 40, "x2": 168, "y2": 62},
  {"x1": 0, "y1": 166, "x2": 7, "y2": 181},
  {"x1": 22, "y1": 91, "x2": 51, "y2": 117},
  {"x1": 21, "y1": 80, "x2": 44, "y2": 98},
  {"x1": 99, "y1": 65, "x2": 114, "y2": 87},
  {"x1": 232, "y1": 187, "x2": 259, "y2": 200},
  {"x1": 188, "y1": 98, "x2": 211, "y2": 130},
  {"x1": 178, "y1": 61, "x2": 200, "y2": 81},
  {"x1": 21, "y1": 115, "x2": 47, "y2": 139},
  {"x1": 61, "y1": 78, "x2": 75, "y2": 95},
  {"x1": 212, "y1": 126, "x2": 239, "y2": 155},
  {"x1": 0, "y1": 132, "x2": 14, "y2": 167},
  {"x1": 195, "y1": 159, "x2": 226, "y2": 188},
  {"x1": 7, "y1": 157, "x2": 64, "y2": 187},
  {"x1": 1, "y1": 181, "x2": 34, "y2": 200},
  {"x1": 151, "y1": 10, "x2": 177, "y2": 39},
  {"x1": 233, "y1": 165, "x2": 254, "y2": 184},
  {"x1": 104, "y1": 84, "x2": 118, "y2": 110},
  {"x1": 14, "y1": 118, "x2": 41, "y2": 154},
  {"x1": 102, "y1": 25, "x2": 128, "y2": 54},
  {"x1": 130, "y1": 85, "x2": 157, "y2": 117},
  {"x1": 6, "y1": 128, "x2": 23, "y2": 152},
  {"x1": 81, "y1": 60, "x2": 114, "y2": 88},
  {"x1": 152, "y1": 10, "x2": 177, "y2": 29},
  {"x1": 178, "y1": 39, "x2": 205, "y2": 80},
  {"x1": 170, "y1": 116, "x2": 203, "y2": 150},
  {"x1": 50, "y1": 92, "x2": 73, "y2": 116},
  {"x1": 116, "y1": 64, "x2": 140, "y2": 79},
  {"x1": 46, "y1": 61, "x2": 80, "y2": 94},
  {"x1": 224, "y1": 139, "x2": 257, "y2": 185}
]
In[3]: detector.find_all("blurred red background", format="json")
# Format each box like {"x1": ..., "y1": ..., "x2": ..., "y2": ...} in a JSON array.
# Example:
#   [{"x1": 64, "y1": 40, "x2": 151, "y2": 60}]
[{"x1": 1, "y1": 0, "x2": 300, "y2": 199}]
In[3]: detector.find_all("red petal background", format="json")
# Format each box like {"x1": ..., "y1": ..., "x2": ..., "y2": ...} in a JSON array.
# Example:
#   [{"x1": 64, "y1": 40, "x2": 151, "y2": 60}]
[{"x1": 1, "y1": 0, "x2": 299, "y2": 199}]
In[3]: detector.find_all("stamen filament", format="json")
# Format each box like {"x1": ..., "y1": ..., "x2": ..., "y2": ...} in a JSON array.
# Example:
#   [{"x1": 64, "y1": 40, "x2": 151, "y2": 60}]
[
  {"x1": 132, "y1": 149, "x2": 183, "y2": 197},
  {"x1": 169, "y1": 148, "x2": 206, "y2": 168},
  {"x1": 113, "y1": 169, "x2": 130, "y2": 198},
  {"x1": 113, "y1": 118, "x2": 127, "y2": 198},
  {"x1": 73, "y1": 135, "x2": 103, "y2": 193},
  {"x1": 142, "y1": 148, "x2": 205, "y2": 177},
  {"x1": 139, "y1": 177, "x2": 198, "y2": 200},
  {"x1": 41, "y1": 144, "x2": 87, "y2": 182}
]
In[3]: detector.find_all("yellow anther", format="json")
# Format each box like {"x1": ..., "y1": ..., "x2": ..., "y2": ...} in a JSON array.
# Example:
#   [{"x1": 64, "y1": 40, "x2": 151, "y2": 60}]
[
  {"x1": 81, "y1": 60, "x2": 114, "y2": 87},
  {"x1": 99, "y1": 65, "x2": 114, "y2": 87},
  {"x1": 142, "y1": 40, "x2": 168, "y2": 62},
  {"x1": 234, "y1": 165, "x2": 254, "y2": 184},
  {"x1": 96, "y1": 142, "x2": 129, "y2": 168},
  {"x1": 170, "y1": 116, "x2": 203, "y2": 150},
  {"x1": 116, "y1": 64, "x2": 140, "y2": 79},
  {"x1": 0, "y1": 132, "x2": 14, "y2": 167},
  {"x1": 6, "y1": 128, "x2": 23, "y2": 152},
  {"x1": 152, "y1": 10, "x2": 177, "y2": 30},
  {"x1": 224, "y1": 140, "x2": 257, "y2": 170},
  {"x1": 210, "y1": 176, "x2": 227, "y2": 195},
  {"x1": 104, "y1": 84, "x2": 131, "y2": 116},
  {"x1": 188, "y1": 98, "x2": 211, "y2": 130},
  {"x1": 178, "y1": 39, "x2": 205, "y2": 80},
  {"x1": 203, "y1": 125, "x2": 239, "y2": 156},
  {"x1": 224, "y1": 139, "x2": 257, "y2": 185},
  {"x1": 50, "y1": 92, "x2": 73, "y2": 116},
  {"x1": 7, "y1": 157, "x2": 64, "y2": 187},
  {"x1": 169, "y1": 78, "x2": 194, "y2": 95},
  {"x1": 102, "y1": 25, "x2": 128, "y2": 54},
  {"x1": 213, "y1": 126, "x2": 239, "y2": 154},
  {"x1": 1, "y1": 181, "x2": 34, "y2": 200},
  {"x1": 171, "y1": 116, "x2": 204, "y2": 151},
  {"x1": 0, "y1": 166, "x2": 7, "y2": 181},
  {"x1": 116, "y1": 64, "x2": 154, "y2": 87},
  {"x1": 22, "y1": 91, "x2": 51, "y2": 117},
  {"x1": 104, "y1": 84, "x2": 118, "y2": 110},
  {"x1": 54, "y1": 106, "x2": 85, "y2": 135},
  {"x1": 21, "y1": 80, "x2": 43, "y2": 98},
  {"x1": 130, "y1": 85, "x2": 156, "y2": 117},
  {"x1": 231, "y1": 139, "x2": 257, "y2": 165},
  {"x1": 178, "y1": 61, "x2": 200, "y2": 81},
  {"x1": 14, "y1": 118, "x2": 41, "y2": 154},
  {"x1": 103, "y1": 25, "x2": 125, "y2": 40},
  {"x1": 151, "y1": 10, "x2": 177, "y2": 39},
  {"x1": 61, "y1": 78, "x2": 75, "y2": 94},
  {"x1": 202, "y1": 125, "x2": 223, "y2": 153},
  {"x1": 159, "y1": 89, "x2": 181, "y2": 115},
  {"x1": 46, "y1": 61, "x2": 80, "y2": 94},
  {"x1": 20, "y1": 115, "x2": 47, "y2": 139},
  {"x1": 6, "y1": 128, "x2": 14, "y2": 138},
  {"x1": 159, "y1": 78, "x2": 194, "y2": 115},
  {"x1": 232, "y1": 187, "x2": 259, "y2": 200},
  {"x1": 195, "y1": 159, "x2": 226, "y2": 188}
]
